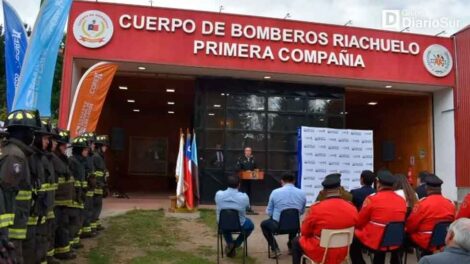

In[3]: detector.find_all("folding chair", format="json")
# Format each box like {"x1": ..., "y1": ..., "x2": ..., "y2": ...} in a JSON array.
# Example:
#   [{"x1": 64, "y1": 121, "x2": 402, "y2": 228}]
[
  {"x1": 217, "y1": 209, "x2": 248, "y2": 264},
  {"x1": 369, "y1": 221, "x2": 405, "y2": 264},
  {"x1": 404, "y1": 221, "x2": 451, "y2": 264},
  {"x1": 300, "y1": 226, "x2": 355, "y2": 264},
  {"x1": 267, "y1": 208, "x2": 301, "y2": 264}
]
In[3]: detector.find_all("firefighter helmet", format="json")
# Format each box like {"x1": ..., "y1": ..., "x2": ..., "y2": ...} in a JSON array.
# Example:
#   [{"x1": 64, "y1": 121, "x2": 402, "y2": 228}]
[
  {"x1": 71, "y1": 136, "x2": 89, "y2": 148},
  {"x1": 53, "y1": 129, "x2": 70, "y2": 144},
  {"x1": 95, "y1": 135, "x2": 109, "y2": 146},
  {"x1": 5, "y1": 110, "x2": 41, "y2": 129}
]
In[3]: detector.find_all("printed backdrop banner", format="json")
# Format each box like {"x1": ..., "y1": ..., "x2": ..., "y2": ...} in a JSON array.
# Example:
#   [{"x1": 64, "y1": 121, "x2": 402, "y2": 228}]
[
  {"x1": 67, "y1": 62, "x2": 118, "y2": 138},
  {"x1": 297, "y1": 126, "x2": 374, "y2": 206}
]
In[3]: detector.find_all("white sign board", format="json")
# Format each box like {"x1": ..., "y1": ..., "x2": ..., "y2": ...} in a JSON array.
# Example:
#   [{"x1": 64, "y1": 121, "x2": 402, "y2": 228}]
[{"x1": 298, "y1": 126, "x2": 374, "y2": 206}]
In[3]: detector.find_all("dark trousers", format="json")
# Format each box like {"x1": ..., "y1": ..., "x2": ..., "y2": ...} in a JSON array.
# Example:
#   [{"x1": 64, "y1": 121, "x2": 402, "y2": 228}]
[
  {"x1": 261, "y1": 218, "x2": 296, "y2": 250},
  {"x1": 291, "y1": 236, "x2": 304, "y2": 264},
  {"x1": 54, "y1": 207, "x2": 72, "y2": 254},
  {"x1": 350, "y1": 237, "x2": 401, "y2": 264},
  {"x1": 91, "y1": 194, "x2": 103, "y2": 229},
  {"x1": 46, "y1": 217, "x2": 56, "y2": 258},
  {"x1": 241, "y1": 180, "x2": 252, "y2": 206},
  {"x1": 82, "y1": 196, "x2": 94, "y2": 235},
  {"x1": 21, "y1": 225, "x2": 36, "y2": 264},
  {"x1": 12, "y1": 238, "x2": 25, "y2": 264},
  {"x1": 222, "y1": 218, "x2": 254, "y2": 247},
  {"x1": 68, "y1": 208, "x2": 82, "y2": 245},
  {"x1": 35, "y1": 222, "x2": 48, "y2": 264}
]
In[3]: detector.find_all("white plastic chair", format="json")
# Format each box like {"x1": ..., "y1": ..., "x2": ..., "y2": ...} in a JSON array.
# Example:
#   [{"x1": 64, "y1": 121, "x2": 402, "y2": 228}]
[{"x1": 300, "y1": 227, "x2": 355, "y2": 264}]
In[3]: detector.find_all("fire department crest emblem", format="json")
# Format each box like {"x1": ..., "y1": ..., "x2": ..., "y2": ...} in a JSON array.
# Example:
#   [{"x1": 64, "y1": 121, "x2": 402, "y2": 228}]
[
  {"x1": 73, "y1": 10, "x2": 114, "y2": 49},
  {"x1": 422, "y1": 44, "x2": 453, "y2": 77}
]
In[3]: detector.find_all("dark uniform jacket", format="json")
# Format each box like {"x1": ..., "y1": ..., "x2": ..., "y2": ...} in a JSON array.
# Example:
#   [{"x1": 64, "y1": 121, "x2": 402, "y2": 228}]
[
  {"x1": 51, "y1": 152, "x2": 75, "y2": 207},
  {"x1": 27, "y1": 146, "x2": 48, "y2": 229},
  {"x1": 69, "y1": 155, "x2": 87, "y2": 209},
  {"x1": 351, "y1": 186, "x2": 376, "y2": 211},
  {"x1": 0, "y1": 139, "x2": 33, "y2": 240},
  {"x1": 85, "y1": 155, "x2": 96, "y2": 198},
  {"x1": 43, "y1": 152, "x2": 57, "y2": 220},
  {"x1": 236, "y1": 156, "x2": 257, "y2": 171},
  {"x1": 92, "y1": 151, "x2": 107, "y2": 196}
]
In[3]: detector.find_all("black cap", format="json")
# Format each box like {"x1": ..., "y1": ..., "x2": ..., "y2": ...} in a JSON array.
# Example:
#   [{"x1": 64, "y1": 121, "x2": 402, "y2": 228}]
[
  {"x1": 322, "y1": 173, "x2": 341, "y2": 189},
  {"x1": 426, "y1": 174, "x2": 443, "y2": 187},
  {"x1": 377, "y1": 170, "x2": 396, "y2": 186},
  {"x1": 419, "y1": 171, "x2": 430, "y2": 182}
]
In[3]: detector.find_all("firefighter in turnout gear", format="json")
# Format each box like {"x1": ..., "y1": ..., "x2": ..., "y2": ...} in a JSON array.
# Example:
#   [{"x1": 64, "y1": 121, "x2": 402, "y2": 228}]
[
  {"x1": 69, "y1": 136, "x2": 90, "y2": 246},
  {"x1": 21, "y1": 119, "x2": 50, "y2": 264},
  {"x1": 42, "y1": 124, "x2": 60, "y2": 264},
  {"x1": 51, "y1": 129, "x2": 77, "y2": 260},
  {"x1": 92, "y1": 135, "x2": 109, "y2": 231},
  {"x1": 2, "y1": 110, "x2": 40, "y2": 263},
  {"x1": 81, "y1": 132, "x2": 97, "y2": 237}
]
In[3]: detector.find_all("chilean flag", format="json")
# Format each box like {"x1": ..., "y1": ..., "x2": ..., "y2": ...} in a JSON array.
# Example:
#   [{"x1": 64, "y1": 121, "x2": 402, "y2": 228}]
[{"x1": 184, "y1": 131, "x2": 195, "y2": 209}]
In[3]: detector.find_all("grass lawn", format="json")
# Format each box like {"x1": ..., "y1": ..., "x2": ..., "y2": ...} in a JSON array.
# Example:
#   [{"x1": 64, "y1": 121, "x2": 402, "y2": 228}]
[{"x1": 86, "y1": 209, "x2": 214, "y2": 264}]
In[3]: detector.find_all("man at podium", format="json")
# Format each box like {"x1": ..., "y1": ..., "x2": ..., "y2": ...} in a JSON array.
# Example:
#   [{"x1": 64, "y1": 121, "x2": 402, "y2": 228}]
[{"x1": 237, "y1": 147, "x2": 258, "y2": 215}]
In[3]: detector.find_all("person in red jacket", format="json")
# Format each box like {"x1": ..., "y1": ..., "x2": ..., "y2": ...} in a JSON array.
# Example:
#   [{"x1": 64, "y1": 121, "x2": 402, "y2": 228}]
[
  {"x1": 456, "y1": 193, "x2": 470, "y2": 219},
  {"x1": 291, "y1": 173, "x2": 358, "y2": 264},
  {"x1": 406, "y1": 174, "x2": 455, "y2": 255},
  {"x1": 350, "y1": 170, "x2": 407, "y2": 264}
]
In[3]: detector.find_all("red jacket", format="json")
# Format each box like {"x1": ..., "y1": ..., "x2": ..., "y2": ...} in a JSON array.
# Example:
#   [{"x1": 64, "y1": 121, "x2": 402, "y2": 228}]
[
  {"x1": 355, "y1": 190, "x2": 407, "y2": 250},
  {"x1": 300, "y1": 197, "x2": 358, "y2": 264},
  {"x1": 457, "y1": 193, "x2": 470, "y2": 219},
  {"x1": 406, "y1": 194, "x2": 455, "y2": 250}
]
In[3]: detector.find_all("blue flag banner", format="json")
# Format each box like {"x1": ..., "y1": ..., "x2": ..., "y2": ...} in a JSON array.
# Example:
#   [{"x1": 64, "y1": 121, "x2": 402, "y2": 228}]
[
  {"x1": 12, "y1": 0, "x2": 73, "y2": 116},
  {"x1": 2, "y1": 0, "x2": 28, "y2": 113}
]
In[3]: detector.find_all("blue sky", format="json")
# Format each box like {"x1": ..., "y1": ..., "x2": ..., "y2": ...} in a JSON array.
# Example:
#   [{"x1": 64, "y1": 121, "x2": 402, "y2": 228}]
[{"x1": 3, "y1": 0, "x2": 470, "y2": 36}]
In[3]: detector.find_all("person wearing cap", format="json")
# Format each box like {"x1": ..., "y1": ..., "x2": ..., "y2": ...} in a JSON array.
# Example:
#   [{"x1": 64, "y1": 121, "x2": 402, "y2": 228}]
[
  {"x1": 351, "y1": 170, "x2": 376, "y2": 211},
  {"x1": 315, "y1": 174, "x2": 353, "y2": 202},
  {"x1": 80, "y1": 132, "x2": 97, "y2": 237},
  {"x1": 1, "y1": 110, "x2": 40, "y2": 263},
  {"x1": 91, "y1": 135, "x2": 110, "y2": 232},
  {"x1": 291, "y1": 173, "x2": 358, "y2": 264},
  {"x1": 69, "y1": 136, "x2": 90, "y2": 250},
  {"x1": 416, "y1": 171, "x2": 430, "y2": 199},
  {"x1": 350, "y1": 170, "x2": 407, "y2": 264},
  {"x1": 50, "y1": 129, "x2": 77, "y2": 260},
  {"x1": 406, "y1": 174, "x2": 455, "y2": 255},
  {"x1": 261, "y1": 173, "x2": 306, "y2": 258}
]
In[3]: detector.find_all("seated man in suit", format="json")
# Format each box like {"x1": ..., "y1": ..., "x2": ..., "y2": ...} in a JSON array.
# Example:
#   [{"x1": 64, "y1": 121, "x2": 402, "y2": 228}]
[
  {"x1": 215, "y1": 175, "x2": 255, "y2": 258},
  {"x1": 406, "y1": 174, "x2": 455, "y2": 255},
  {"x1": 419, "y1": 218, "x2": 470, "y2": 264},
  {"x1": 291, "y1": 173, "x2": 358, "y2": 264},
  {"x1": 351, "y1": 170, "x2": 376, "y2": 211},
  {"x1": 261, "y1": 173, "x2": 306, "y2": 258}
]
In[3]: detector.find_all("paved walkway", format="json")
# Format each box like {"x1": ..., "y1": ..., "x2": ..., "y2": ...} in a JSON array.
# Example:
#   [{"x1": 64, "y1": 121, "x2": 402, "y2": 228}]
[{"x1": 101, "y1": 193, "x2": 418, "y2": 264}]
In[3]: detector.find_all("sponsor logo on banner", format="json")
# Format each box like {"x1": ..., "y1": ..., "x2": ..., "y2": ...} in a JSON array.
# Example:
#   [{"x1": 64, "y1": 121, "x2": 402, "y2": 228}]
[
  {"x1": 73, "y1": 10, "x2": 114, "y2": 48},
  {"x1": 423, "y1": 44, "x2": 453, "y2": 77}
]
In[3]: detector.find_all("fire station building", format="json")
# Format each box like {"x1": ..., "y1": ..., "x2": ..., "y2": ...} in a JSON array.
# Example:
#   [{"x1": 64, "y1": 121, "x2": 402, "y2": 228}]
[{"x1": 58, "y1": 1, "x2": 470, "y2": 204}]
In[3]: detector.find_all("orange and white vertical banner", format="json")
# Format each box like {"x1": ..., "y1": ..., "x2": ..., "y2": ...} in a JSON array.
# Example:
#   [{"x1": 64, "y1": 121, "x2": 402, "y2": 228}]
[{"x1": 67, "y1": 62, "x2": 118, "y2": 138}]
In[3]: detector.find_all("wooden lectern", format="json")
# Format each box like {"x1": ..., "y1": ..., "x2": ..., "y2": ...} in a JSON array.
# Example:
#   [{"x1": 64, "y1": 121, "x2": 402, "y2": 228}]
[{"x1": 239, "y1": 169, "x2": 265, "y2": 180}]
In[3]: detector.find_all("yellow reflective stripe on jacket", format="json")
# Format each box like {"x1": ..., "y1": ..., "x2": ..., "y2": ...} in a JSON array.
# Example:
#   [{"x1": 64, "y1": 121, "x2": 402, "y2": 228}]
[
  {"x1": 51, "y1": 183, "x2": 58, "y2": 190},
  {"x1": 86, "y1": 191, "x2": 94, "y2": 197},
  {"x1": 81, "y1": 181, "x2": 88, "y2": 188},
  {"x1": 47, "y1": 249, "x2": 55, "y2": 257},
  {"x1": 55, "y1": 200, "x2": 73, "y2": 207},
  {"x1": 74, "y1": 181, "x2": 81, "y2": 187},
  {"x1": 47, "y1": 211, "x2": 55, "y2": 219},
  {"x1": 38, "y1": 183, "x2": 50, "y2": 192},
  {"x1": 9, "y1": 228, "x2": 27, "y2": 239},
  {"x1": 27, "y1": 216, "x2": 38, "y2": 226},
  {"x1": 0, "y1": 214, "x2": 14, "y2": 228},
  {"x1": 58, "y1": 177, "x2": 66, "y2": 184},
  {"x1": 82, "y1": 226, "x2": 92, "y2": 233},
  {"x1": 94, "y1": 188, "x2": 103, "y2": 195},
  {"x1": 16, "y1": 190, "x2": 32, "y2": 201},
  {"x1": 39, "y1": 217, "x2": 46, "y2": 224},
  {"x1": 95, "y1": 171, "x2": 105, "y2": 177}
]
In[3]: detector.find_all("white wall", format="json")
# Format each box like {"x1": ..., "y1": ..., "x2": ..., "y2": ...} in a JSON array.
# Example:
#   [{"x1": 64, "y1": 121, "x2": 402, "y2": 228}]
[{"x1": 433, "y1": 88, "x2": 457, "y2": 201}]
